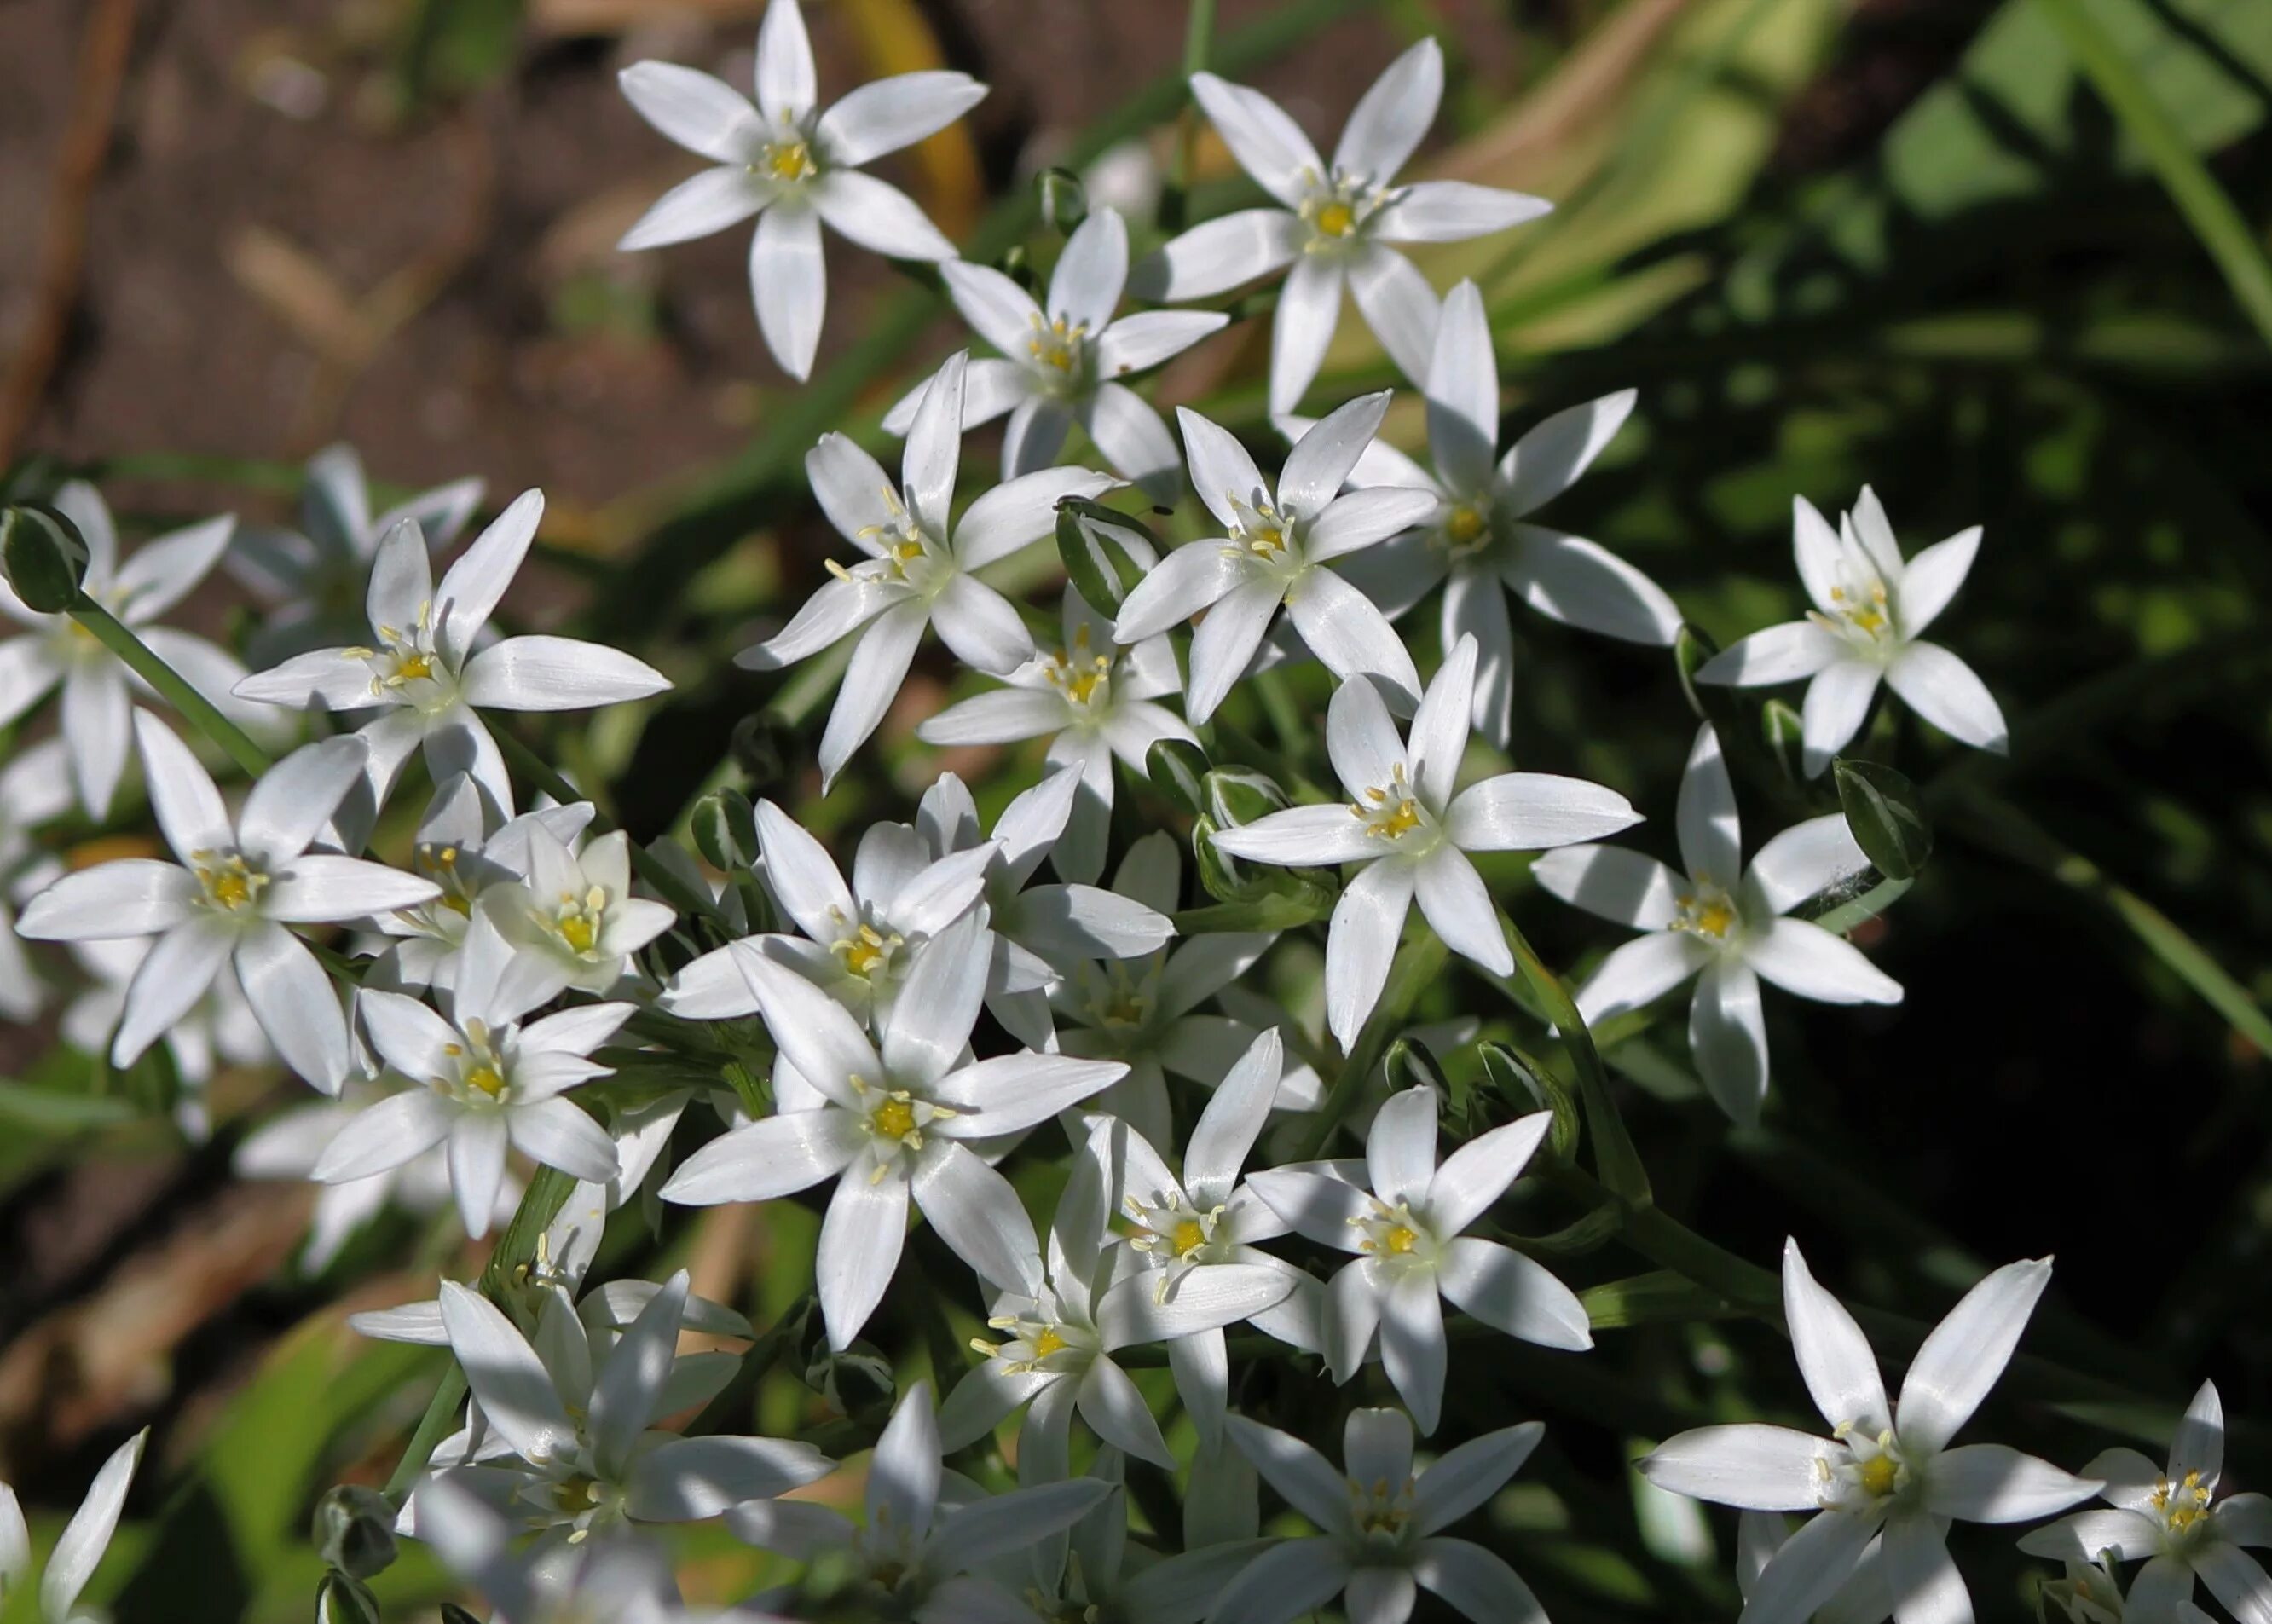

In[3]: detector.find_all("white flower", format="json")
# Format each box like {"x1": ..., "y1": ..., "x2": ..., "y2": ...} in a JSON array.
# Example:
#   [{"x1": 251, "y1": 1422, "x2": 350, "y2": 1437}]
[
  {"x1": 725, "y1": 1379, "x2": 1113, "y2": 1619},
  {"x1": 65, "y1": 933, "x2": 274, "y2": 1141},
  {"x1": 736, "y1": 351, "x2": 1117, "y2": 786},
  {"x1": 883, "y1": 207, "x2": 1229, "y2": 495},
  {"x1": 478, "y1": 824, "x2": 676, "y2": 1007},
  {"x1": 2020, "y1": 1380, "x2": 2272, "y2": 1624},
  {"x1": 661, "y1": 795, "x2": 994, "y2": 1027},
  {"x1": 17, "y1": 714, "x2": 436, "y2": 1091},
  {"x1": 1248, "y1": 1086, "x2": 1587, "y2": 1434},
  {"x1": 365, "y1": 774, "x2": 597, "y2": 992},
  {"x1": 938, "y1": 1113, "x2": 1294, "y2": 1476},
  {"x1": 228, "y1": 442, "x2": 483, "y2": 663},
  {"x1": 1639, "y1": 1239, "x2": 2101, "y2": 1624},
  {"x1": 1050, "y1": 832, "x2": 1315, "y2": 1150},
  {"x1": 1209, "y1": 1407, "x2": 1548, "y2": 1624},
  {"x1": 234, "y1": 1065, "x2": 518, "y2": 1271},
  {"x1": 0, "y1": 482, "x2": 266, "y2": 817},
  {"x1": 408, "y1": 1272, "x2": 830, "y2": 1545},
  {"x1": 918, "y1": 584, "x2": 1195, "y2": 882},
  {"x1": 1112, "y1": 395, "x2": 1439, "y2": 723},
  {"x1": 0, "y1": 1427, "x2": 146, "y2": 1624},
  {"x1": 659, "y1": 912, "x2": 1126, "y2": 1349},
  {"x1": 616, "y1": 0, "x2": 983, "y2": 379},
  {"x1": 1212, "y1": 635, "x2": 1641, "y2": 1047},
  {"x1": 1136, "y1": 39, "x2": 1550, "y2": 413},
  {"x1": 0, "y1": 737, "x2": 74, "y2": 1021},
  {"x1": 1103, "y1": 1030, "x2": 1323, "y2": 1442},
  {"x1": 233, "y1": 491, "x2": 671, "y2": 818},
  {"x1": 911, "y1": 769, "x2": 1176, "y2": 1044},
  {"x1": 1696, "y1": 488, "x2": 2008, "y2": 777},
  {"x1": 1318, "y1": 279, "x2": 1679, "y2": 745},
  {"x1": 1533, "y1": 722, "x2": 1902, "y2": 1125},
  {"x1": 312, "y1": 914, "x2": 629, "y2": 1235}
]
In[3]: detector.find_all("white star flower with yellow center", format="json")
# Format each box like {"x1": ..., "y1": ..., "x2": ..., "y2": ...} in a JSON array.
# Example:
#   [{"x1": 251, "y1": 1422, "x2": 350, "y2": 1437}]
[
  {"x1": 883, "y1": 206, "x2": 1229, "y2": 496},
  {"x1": 0, "y1": 480, "x2": 268, "y2": 818},
  {"x1": 17, "y1": 714, "x2": 437, "y2": 1093},
  {"x1": 1207, "y1": 1407, "x2": 1550, "y2": 1624},
  {"x1": 659, "y1": 913, "x2": 1127, "y2": 1349},
  {"x1": 234, "y1": 491, "x2": 670, "y2": 818},
  {"x1": 478, "y1": 824, "x2": 676, "y2": 1008},
  {"x1": 937, "y1": 1113, "x2": 1294, "y2": 1479},
  {"x1": 1696, "y1": 488, "x2": 2008, "y2": 777},
  {"x1": 1247, "y1": 1086, "x2": 1587, "y2": 1435},
  {"x1": 918, "y1": 586, "x2": 1194, "y2": 883},
  {"x1": 737, "y1": 351, "x2": 1118, "y2": 787},
  {"x1": 1136, "y1": 38, "x2": 1550, "y2": 414},
  {"x1": 1533, "y1": 721, "x2": 1902, "y2": 1125},
  {"x1": 2021, "y1": 1380, "x2": 2272, "y2": 1624},
  {"x1": 1640, "y1": 1240, "x2": 2101, "y2": 1624},
  {"x1": 616, "y1": 0, "x2": 984, "y2": 379},
  {"x1": 313, "y1": 915, "x2": 628, "y2": 1237},
  {"x1": 1314, "y1": 279, "x2": 1680, "y2": 747},
  {"x1": 1111, "y1": 394, "x2": 1439, "y2": 725},
  {"x1": 1212, "y1": 635, "x2": 1640, "y2": 1049}
]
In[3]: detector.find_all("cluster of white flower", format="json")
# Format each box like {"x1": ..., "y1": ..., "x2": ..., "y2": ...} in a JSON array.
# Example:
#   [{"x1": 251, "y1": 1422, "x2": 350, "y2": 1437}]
[{"x1": 0, "y1": 7, "x2": 2242, "y2": 1624}]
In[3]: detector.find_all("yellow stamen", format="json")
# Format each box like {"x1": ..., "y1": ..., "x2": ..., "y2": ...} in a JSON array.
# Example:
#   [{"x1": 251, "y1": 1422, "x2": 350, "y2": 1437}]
[
  {"x1": 1031, "y1": 1326, "x2": 1067, "y2": 1359},
  {"x1": 873, "y1": 1098, "x2": 916, "y2": 1141}
]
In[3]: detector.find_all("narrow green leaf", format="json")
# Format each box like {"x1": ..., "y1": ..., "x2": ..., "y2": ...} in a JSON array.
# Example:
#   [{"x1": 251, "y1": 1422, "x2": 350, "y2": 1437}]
[
  {"x1": 1502, "y1": 913, "x2": 1652, "y2": 1205},
  {"x1": 1581, "y1": 1270, "x2": 1744, "y2": 1330},
  {"x1": 0, "y1": 1078, "x2": 140, "y2": 1132},
  {"x1": 1835, "y1": 758, "x2": 1933, "y2": 881}
]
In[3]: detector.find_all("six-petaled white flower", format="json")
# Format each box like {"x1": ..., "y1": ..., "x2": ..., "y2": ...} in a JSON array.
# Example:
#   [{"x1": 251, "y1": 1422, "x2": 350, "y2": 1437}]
[
  {"x1": 885, "y1": 206, "x2": 1229, "y2": 496},
  {"x1": 18, "y1": 714, "x2": 437, "y2": 1091},
  {"x1": 1640, "y1": 1239, "x2": 2100, "y2": 1624},
  {"x1": 1112, "y1": 394, "x2": 1439, "y2": 723},
  {"x1": 737, "y1": 351, "x2": 1117, "y2": 785},
  {"x1": 1534, "y1": 722, "x2": 1902, "y2": 1124},
  {"x1": 1697, "y1": 489, "x2": 2008, "y2": 777},
  {"x1": 616, "y1": 0, "x2": 984, "y2": 379},
  {"x1": 478, "y1": 824, "x2": 676, "y2": 1008},
  {"x1": 1248, "y1": 1085, "x2": 1588, "y2": 1434},
  {"x1": 1212, "y1": 636, "x2": 1640, "y2": 1047},
  {"x1": 1137, "y1": 39, "x2": 1550, "y2": 413},
  {"x1": 234, "y1": 491, "x2": 670, "y2": 818}
]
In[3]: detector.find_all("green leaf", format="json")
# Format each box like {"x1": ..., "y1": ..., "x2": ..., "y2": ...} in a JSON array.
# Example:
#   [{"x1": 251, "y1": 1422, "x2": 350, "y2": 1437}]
[
  {"x1": 1055, "y1": 499, "x2": 1151, "y2": 618},
  {"x1": 1501, "y1": 914, "x2": 1652, "y2": 1205},
  {"x1": 0, "y1": 1078, "x2": 139, "y2": 1132},
  {"x1": 1835, "y1": 758, "x2": 1933, "y2": 881},
  {"x1": 1580, "y1": 1270, "x2": 1745, "y2": 1330}
]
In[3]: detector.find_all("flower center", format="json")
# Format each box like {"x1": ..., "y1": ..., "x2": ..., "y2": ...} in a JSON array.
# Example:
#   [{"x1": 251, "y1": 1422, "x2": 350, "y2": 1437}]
[
  {"x1": 1084, "y1": 961, "x2": 1153, "y2": 1033},
  {"x1": 1030, "y1": 1326, "x2": 1067, "y2": 1359},
  {"x1": 1026, "y1": 313, "x2": 1089, "y2": 384},
  {"x1": 838, "y1": 493, "x2": 953, "y2": 598},
  {"x1": 546, "y1": 885, "x2": 610, "y2": 956},
  {"x1": 1434, "y1": 500, "x2": 1498, "y2": 561},
  {"x1": 754, "y1": 139, "x2": 815, "y2": 184},
  {"x1": 1224, "y1": 494, "x2": 1299, "y2": 569},
  {"x1": 1671, "y1": 881, "x2": 1741, "y2": 943},
  {"x1": 191, "y1": 849, "x2": 269, "y2": 915},
  {"x1": 1822, "y1": 1426, "x2": 1912, "y2": 1512},
  {"x1": 1351, "y1": 1198, "x2": 1433, "y2": 1266},
  {"x1": 854, "y1": 1076, "x2": 948, "y2": 1164},
  {"x1": 2151, "y1": 1472, "x2": 2215, "y2": 1540},
  {"x1": 1350, "y1": 765, "x2": 1431, "y2": 846},
  {"x1": 872, "y1": 1097, "x2": 916, "y2": 1141},
  {"x1": 975, "y1": 1300, "x2": 1090, "y2": 1373},
  {"x1": 832, "y1": 920, "x2": 901, "y2": 981},
  {"x1": 1044, "y1": 627, "x2": 1114, "y2": 714},
  {"x1": 1808, "y1": 573, "x2": 1898, "y2": 651},
  {"x1": 436, "y1": 1021, "x2": 511, "y2": 1105},
  {"x1": 1349, "y1": 1474, "x2": 1419, "y2": 1550},
  {"x1": 411, "y1": 842, "x2": 477, "y2": 918},
  {"x1": 1172, "y1": 1219, "x2": 1208, "y2": 1257},
  {"x1": 345, "y1": 602, "x2": 453, "y2": 708}
]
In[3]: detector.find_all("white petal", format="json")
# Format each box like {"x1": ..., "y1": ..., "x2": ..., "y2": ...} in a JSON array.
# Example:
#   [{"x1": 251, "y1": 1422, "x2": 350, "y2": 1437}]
[
  {"x1": 805, "y1": 431, "x2": 905, "y2": 546},
  {"x1": 916, "y1": 687, "x2": 1066, "y2": 747},
  {"x1": 1372, "y1": 180, "x2": 1552, "y2": 244},
  {"x1": 625, "y1": 1433, "x2": 832, "y2": 1522},
  {"x1": 1346, "y1": 244, "x2": 1437, "y2": 386},
  {"x1": 817, "y1": 70, "x2": 985, "y2": 166},
  {"x1": 237, "y1": 736, "x2": 367, "y2": 864},
  {"x1": 234, "y1": 924, "x2": 349, "y2": 1089},
  {"x1": 931, "y1": 574, "x2": 1035, "y2": 675},
  {"x1": 928, "y1": 1476, "x2": 1113, "y2": 1573},
  {"x1": 2195, "y1": 1545, "x2": 2272, "y2": 1624},
  {"x1": 1895, "y1": 1257, "x2": 2051, "y2": 1456},
  {"x1": 1746, "y1": 814, "x2": 1872, "y2": 916},
  {"x1": 812, "y1": 170, "x2": 956, "y2": 262},
  {"x1": 903, "y1": 350, "x2": 968, "y2": 533},
  {"x1": 1639, "y1": 1425, "x2": 1832, "y2": 1511},
  {"x1": 1223, "y1": 1416, "x2": 1350, "y2": 1531},
  {"x1": 752, "y1": 201, "x2": 826, "y2": 382},
  {"x1": 818, "y1": 599, "x2": 927, "y2": 787},
  {"x1": 1286, "y1": 567, "x2": 1421, "y2": 707},
  {"x1": 1690, "y1": 958, "x2": 1769, "y2": 1124},
  {"x1": 754, "y1": 797, "x2": 857, "y2": 938},
  {"x1": 587, "y1": 1272, "x2": 688, "y2": 1478},
  {"x1": 1334, "y1": 38, "x2": 1441, "y2": 179},
  {"x1": 955, "y1": 466, "x2": 1117, "y2": 571},
  {"x1": 0, "y1": 638, "x2": 61, "y2": 729},
  {"x1": 1324, "y1": 662, "x2": 1410, "y2": 797},
  {"x1": 1444, "y1": 772, "x2": 1639, "y2": 852},
  {"x1": 1269, "y1": 254, "x2": 1344, "y2": 416},
  {"x1": 1881, "y1": 1514, "x2": 1968, "y2": 1624},
  {"x1": 1326, "y1": 1257, "x2": 1386, "y2": 1378},
  {"x1": 1425, "y1": 280, "x2": 1498, "y2": 494},
  {"x1": 817, "y1": 1155, "x2": 911, "y2": 1349},
  {"x1": 1094, "y1": 309, "x2": 1228, "y2": 378},
  {"x1": 1083, "y1": 382, "x2": 1187, "y2": 498},
  {"x1": 263, "y1": 853, "x2": 440, "y2": 922},
  {"x1": 1379, "y1": 1267, "x2": 1448, "y2": 1433},
  {"x1": 754, "y1": 0, "x2": 816, "y2": 122},
  {"x1": 1326, "y1": 858, "x2": 1415, "y2": 1049},
  {"x1": 882, "y1": 911, "x2": 989, "y2": 1082},
  {"x1": 1573, "y1": 930, "x2": 1709, "y2": 1026},
  {"x1": 661, "y1": 1108, "x2": 863, "y2": 1204},
  {"x1": 1847, "y1": 487, "x2": 1905, "y2": 579},
  {"x1": 1743, "y1": 917, "x2": 1902, "y2": 1006},
  {"x1": 1247, "y1": 1168, "x2": 1373, "y2": 1253},
  {"x1": 460, "y1": 636, "x2": 668, "y2": 710},
  {"x1": 1200, "y1": 1535, "x2": 1351, "y2": 1624},
  {"x1": 448, "y1": 1111, "x2": 510, "y2": 1234},
  {"x1": 1886, "y1": 642, "x2": 2007, "y2": 755},
  {"x1": 134, "y1": 710, "x2": 233, "y2": 862},
  {"x1": 1344, "y1": 1565, "x2": 1418, "y2": 1624},
  {"x1": 1531, "y1": 844, "x2": 1682, "y2": 931},
  {"x1": 1923, "y1": 1444, "x2": 2099, "y2": 1525},
  {"x1": 1437, "y1": 1237, "x2": 1589, "y2": 1351},
  {"x1": 1442, "y1": 568, "x2": 1514, "y2": 748},
  {"x1": 1176, "y1": 407, "x2": 1273, "y2": 531},
  {"x1": 355, "y1": 988, "x2": 460, "y2": 1079},
  {"x1": 1412, "y1": 1537, "x2": 1547, "y2": 1624},
  {"x1": 1188, "y1": 73, "x2": 1321, "y2": 205},
  {"x1": 232, "y1": 646, "x2": 377, "y2": 710},
  {"x1": 1183, "y1": 1028, "x2": 1281, "y2": 1205},
  {"x1": 1183, "y1": 576, "x2": 1284, "y2": 725},
  {"x1": 64, "y1": 662, "x2": 131, "y2": 818},
  {"x1": 1425, "y1": 1113, "x2": 1551, "y2": 1234},
  {"x1": 930, "y1": 1053, "x2": 1124, "y2": 1136},
  {"x1": 1413, "y1": 1420, "x2": 1541, "y2": 1536},
  {"x1": 735, "y1": 944, "x2": 880, "y2": 1104},
  {"x1": 1895, "y1": 529, "x2": 1980, "y2": 639},
  {"x1": 1801, "y1": 661, "x2": 1882, "y2": 777},
  {"x1": 867, "y1": 1378, "x2": 941, "y2": 1535},
  {"x1": 438, "y1": 1282, "x2": 578, "y2": 1464},
  {"x1": 311, "y1": 1090, "x2": 457, "y2": 1182},
  {"x1": 617, "y1": 165, "x2": 766, "y2": 250},
  {"x1": 434, "y1": 489, "x2": 542, "y2": 662},
  {"x1": 1304, "y1": 487, "x2": 1439, "y2": 564},
  {"x1": 1694, "y1": 621, "x2": 1843, "y2": 686},
  {"x1": 19, "y1": 861, "x2": 195, "y2": 942},
  {"x1": 1505, "y1": 525, "x2": 1680, "y2": 645},
  {"x1": 934, "y1": 1361, "x2": 1054, "y2": 1453},
  {"x1": 1413, "y1": 847, "x2": 1510, "y2": 974},
  {"x1": 41, "y1": 1429, "x2": 145, "y2": 1624},
  {"x1": 911, "y1": 1140, "x2": 1041, "y2": 1295},
  {"x1": 618, "y1": 61, "x2": 763, "y2": 164},
  {"x1": 1135, "y1": 208, "x2": 1303, "y2": 301},
  {"x1": 1097, "y1": 1263, "x2": 1296, "y2": 1351},
  {"x1": 1074, "y1": 1359, "x2": 1175, "y2": 1467},
  {"x1": 2174, "y1": 1378, "x2": 2225, "y2": 1488},
  {"x1": 1676, "y1": 722, "x2": 1741, "y2": 886},
  {"x1": 1496, "y1": 390, "x2": 1638, "y2": 518},
  {"x1": 2015, "y1": 1506, "x2": 2163, "y2": 1563},
  {"x1": 1792, "y1": 495, "x2": 1845, "y2": 615},
  {"x1": 506, "y1": 1097, "x2": 621, "y2": 1183},
  {"x1": 1048, "y1": 205, "x2": 1128, "y2": 331},
  {"x1": 1783, "y1": 1238, "x2": 1892, "y2": 1436},
  {"x1": 1744, "y1": 1510, "x2": 1880, "y2": 1624}
]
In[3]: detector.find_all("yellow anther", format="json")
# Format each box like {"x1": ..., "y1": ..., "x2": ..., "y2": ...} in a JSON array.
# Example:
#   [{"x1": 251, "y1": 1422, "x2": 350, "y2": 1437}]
[
  {"x1": 558, "y1": 914, "x2": 598, "y2": 953},
  {"x1": 757, "y1": 140, "x2": 815, "y2": 183},
  {"x1": 465, "y1": 1063, "x2": 507, "y2": 1098},
  {"x1": 1031, "y1": 1326, "x2": 1067, "y2": 1359}
]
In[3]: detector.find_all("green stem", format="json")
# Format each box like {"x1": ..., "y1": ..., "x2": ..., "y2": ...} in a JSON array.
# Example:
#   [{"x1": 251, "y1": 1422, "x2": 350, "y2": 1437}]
[
  {"x1": 1296, "y1": 933, "x2": 1448, "y2": 1159},
  {"x1": 1500, "y1": 909, "x2": 1651, "y2": 1205},
  {"x1": 2032, "y1": 0, "x2": 2272, "y2": 349},
  {"x1": 381, "y1": 1367, "x2": 468, "y2": 1503},
  {"x1": 1159, "y1": 0, "x2": 1219, "y2": 234},
  {"x1": 70, "y1": 600, "x2": 273, "y2": 777}
]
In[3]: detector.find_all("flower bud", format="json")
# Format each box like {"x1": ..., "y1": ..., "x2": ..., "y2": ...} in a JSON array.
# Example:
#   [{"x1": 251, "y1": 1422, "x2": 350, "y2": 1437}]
[
  {"x1": 1833, "y1": 757, "x2": 1932, "y2": 881},
  {"x1": 1480, "y1": 1042, "x2": 1579, "y2": 1166},
  {"x1": 1037, "y1": 167, "x2": 1088, "y2": 235},
  {"x1": 0, "y1": 503, "x2": 89, "y2": 614},
  {"x1": 691, "y1": 787, "x2": 757, "y2": 871},
  {"x1": 1383, "y1": 1036, "x2": 1448, "y2": 1098},
  {"x1": 731, "y1": 711, "x2": 801, "y2": 797},
  {"x1": 312, "y1": 1484, "x2": 398, "y2": 1580},
  {"x1": 316, "y1": 1572, "x2": 384, "y2": 1624},
  {"x1": 1145, "y1": 737, "x2": 1209, "y2": 818},
  {"x1": 1672, "y1": 622, "x2": 1719, "y2": 721},
  {"x1": 1055, "y1": 498, "x2": 1150, "y2": 619},
  {"x1": 1204, "y1": 766, "x2": 1286, "y2": 830}
]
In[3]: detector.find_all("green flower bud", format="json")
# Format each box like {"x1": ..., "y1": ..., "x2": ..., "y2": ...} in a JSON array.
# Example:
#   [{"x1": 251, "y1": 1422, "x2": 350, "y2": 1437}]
[
  {"x1": 313, "y1": 1484, "x2": 398, "y2": 1581},
  {"x1": 1, "y1": 503, "x2": 89, "y2": 614}
]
